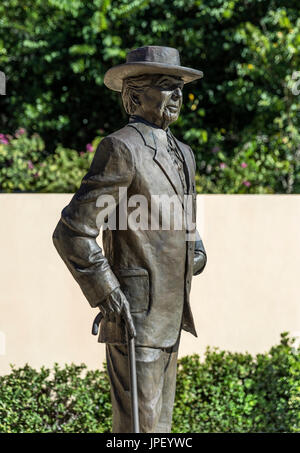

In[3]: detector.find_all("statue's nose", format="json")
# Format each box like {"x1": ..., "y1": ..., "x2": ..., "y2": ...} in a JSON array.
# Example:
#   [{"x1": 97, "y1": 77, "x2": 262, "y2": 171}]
[{"x1": 172, "y1": 87, "x2": 182, "y2": 100}]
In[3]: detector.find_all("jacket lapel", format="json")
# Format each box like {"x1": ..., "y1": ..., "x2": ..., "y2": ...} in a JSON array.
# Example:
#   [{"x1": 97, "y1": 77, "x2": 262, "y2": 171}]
[{"x1": 128, "y1": 122, "x2": 183, "y2": 197}]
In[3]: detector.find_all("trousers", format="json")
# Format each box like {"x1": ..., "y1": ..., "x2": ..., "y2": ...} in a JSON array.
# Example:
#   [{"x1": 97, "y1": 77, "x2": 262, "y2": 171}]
[{"x1": 106, "y1": 331, "x2": 181, "y2": 433}]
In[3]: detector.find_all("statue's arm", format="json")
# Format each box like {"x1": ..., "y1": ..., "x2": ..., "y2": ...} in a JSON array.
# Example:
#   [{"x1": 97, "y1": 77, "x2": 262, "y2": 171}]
[
  {"x1": 193, "y1": 231, "x2": 207, "y2": 276},
  {"x1": 52, "y1": 136, "x2": 134, "y2": 308},
  {"x1": 187, "y1": 144, "x2": 207, "y2": 276}
]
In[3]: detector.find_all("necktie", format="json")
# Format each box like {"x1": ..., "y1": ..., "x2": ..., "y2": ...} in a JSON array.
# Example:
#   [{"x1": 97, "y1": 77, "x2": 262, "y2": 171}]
[
  {"x1": 166, "y1": 131, "x2": 187, "y2": 193},
  {"x1": 166, "y1": 131, "x2": 184, "y2": 164}
]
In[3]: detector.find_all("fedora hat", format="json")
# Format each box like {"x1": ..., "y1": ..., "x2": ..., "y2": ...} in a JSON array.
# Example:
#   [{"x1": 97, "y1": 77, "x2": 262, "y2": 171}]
[{"x1": 104, "y1": 45, "x2": 203, "y2": 92}]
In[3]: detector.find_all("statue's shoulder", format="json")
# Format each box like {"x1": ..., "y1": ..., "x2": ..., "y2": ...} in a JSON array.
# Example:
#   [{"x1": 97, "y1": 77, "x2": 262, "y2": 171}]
[
  {"x1": 174, "y1": 135, "x2": 190, "y2": 151},
  {"x1": 104, "y1": 123, "x2": 143, "y2": 149}
]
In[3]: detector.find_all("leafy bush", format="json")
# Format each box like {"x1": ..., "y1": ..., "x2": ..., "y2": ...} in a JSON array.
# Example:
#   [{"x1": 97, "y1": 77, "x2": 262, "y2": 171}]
[
  {"x1": 173, "y1": 332, "x2": 300, "y2": 433},
  {"x1": 195, "y1": 132, "x2": 300, "y2": 194},
  {"x1": 0, "y1": 333, "x2": 299, "y2": 433},
  {"x1": 1, "y1": 127, "x2": 299, "y2": 193},
  {"x1": 0, "y1": 0, "x2": 299, "y2": 193},
  {"x1": 0, "y1": 363, "x2": 112, "y2": 433},
  {"x1": 0, "y1": 129, "x2": 101, "y2": 192}
]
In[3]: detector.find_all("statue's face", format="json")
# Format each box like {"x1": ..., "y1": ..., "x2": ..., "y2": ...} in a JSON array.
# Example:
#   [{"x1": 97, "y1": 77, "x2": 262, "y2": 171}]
[{"x1": 134, "y1": 75, "x2": 184, "y2": 130}]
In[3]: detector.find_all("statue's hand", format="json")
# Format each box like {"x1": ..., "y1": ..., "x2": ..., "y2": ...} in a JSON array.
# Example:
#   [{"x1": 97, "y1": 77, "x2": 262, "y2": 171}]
[{"x1": 98, "y1": 287, "x2": 136, "y2": 338}]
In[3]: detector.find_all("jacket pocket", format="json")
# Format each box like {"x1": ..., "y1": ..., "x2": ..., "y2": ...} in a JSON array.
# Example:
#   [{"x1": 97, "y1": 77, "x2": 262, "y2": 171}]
[{"x1": 115, "y1": 267, "x2": 149, "y2": 313}]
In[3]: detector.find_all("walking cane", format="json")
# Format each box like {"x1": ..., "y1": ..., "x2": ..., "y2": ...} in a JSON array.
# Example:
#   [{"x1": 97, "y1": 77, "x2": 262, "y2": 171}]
[{"x1": 92, "y1": 311, "x2": 140, "y2": 433}]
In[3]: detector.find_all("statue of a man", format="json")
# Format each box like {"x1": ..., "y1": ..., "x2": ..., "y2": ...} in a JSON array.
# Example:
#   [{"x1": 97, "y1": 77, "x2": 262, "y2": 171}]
[{"x1": 53, "y1": 46, "x2": 207, "y2": 433}]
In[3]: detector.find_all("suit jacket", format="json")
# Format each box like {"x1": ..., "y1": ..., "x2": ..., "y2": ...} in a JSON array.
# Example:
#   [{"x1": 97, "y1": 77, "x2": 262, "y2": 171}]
[{"x1": 52, "y1": 118, "x2": 207, "y2": 348}]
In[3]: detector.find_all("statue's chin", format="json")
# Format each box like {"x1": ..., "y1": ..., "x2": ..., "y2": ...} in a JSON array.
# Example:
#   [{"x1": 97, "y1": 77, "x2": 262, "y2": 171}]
[
  {"x1": 136, "y1": 106, "x2": 180, "y2": 130},
  {"x1": 161, "y1": 109, "x2": 180, "y2": 129}
]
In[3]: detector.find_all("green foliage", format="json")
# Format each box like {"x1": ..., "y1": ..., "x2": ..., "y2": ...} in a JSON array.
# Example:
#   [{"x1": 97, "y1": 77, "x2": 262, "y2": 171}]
[
  {"x1": 173, "y1": 332, "x2": 300, "y2": 433},
  {"x1": 0, "y1": 363, "x2": 112, "y2": 433},
  {"x1": 0, "y1": 130, "x2": 101, "y2": 192},
  {"x1": 0, "y1": 0, "x2": 299, "y2": 193},
  {"x1": 195, "y1": 132, "x2": 300, "y2": 194},
  {"x1": 0, "y1": 333, "x2": 299, "y2": 433}
]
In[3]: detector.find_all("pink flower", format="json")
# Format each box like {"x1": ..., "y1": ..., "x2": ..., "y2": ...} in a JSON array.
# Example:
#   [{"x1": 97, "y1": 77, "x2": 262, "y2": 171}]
[
  {"x1": 0, "y1": 137, "x2": 9, "y2": 145},
  {"x1": 27, "y1": 160, "x2": 34, "y2": 170},
  {"x1": 241, "y1": 162, "x2": 248, "y2": 168},
  {"x1": 219, "y1": 163, "x2": 226, "y2": 169},
  {"x1": 86, "y1": 143, "x2": 93, "y2": 152},
  {"x1": 243, "y1": 180, "x2": 251, "y2": 187},
  {"x1": 15, "y1": 127, "x2": 26, "y2": 137}
]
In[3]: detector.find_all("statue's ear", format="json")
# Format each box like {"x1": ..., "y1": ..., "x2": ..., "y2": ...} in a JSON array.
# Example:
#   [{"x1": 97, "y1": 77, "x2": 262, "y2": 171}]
[{"x1": 132, "y1": 93, "x2": 141, "y2": 107}]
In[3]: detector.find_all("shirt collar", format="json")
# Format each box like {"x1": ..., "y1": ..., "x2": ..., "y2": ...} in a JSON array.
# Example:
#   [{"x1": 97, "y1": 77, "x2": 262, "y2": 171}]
[{"x1": 129, "y1": 115, "x2": 171, "y2": 135}]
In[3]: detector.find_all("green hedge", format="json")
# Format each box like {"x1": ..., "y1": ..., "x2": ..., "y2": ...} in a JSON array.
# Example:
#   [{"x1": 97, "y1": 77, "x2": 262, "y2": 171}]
[
  {"x1": 0, "y1": 129, "x2": 99, "y2": 192},
  {"x1": 0, "y1": 333, "x2": 299, "y2": 433},
  {"x1": 1, "y1": 128, "x2": 299, "y2": 194},
  {"x1": 0, "y1": 0, "x2": 299, "y2": 193}
]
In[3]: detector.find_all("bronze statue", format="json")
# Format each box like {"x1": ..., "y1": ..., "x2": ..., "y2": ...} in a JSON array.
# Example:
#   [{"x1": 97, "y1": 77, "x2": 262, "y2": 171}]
[{"x1": 53, "y1": 46, "x2": 207, "y2": 433}]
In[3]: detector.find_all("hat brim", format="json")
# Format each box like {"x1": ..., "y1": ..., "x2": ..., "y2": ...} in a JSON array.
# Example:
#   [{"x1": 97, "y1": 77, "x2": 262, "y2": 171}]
[{"x1": 104, "y1": 62, "x2": 203, "y2": 92}]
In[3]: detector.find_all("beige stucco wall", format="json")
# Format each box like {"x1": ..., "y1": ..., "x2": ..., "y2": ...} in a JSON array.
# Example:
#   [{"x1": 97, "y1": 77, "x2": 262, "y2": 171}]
[{"x1": 0, "y1": 194, "x2": 299, "y2": 375}]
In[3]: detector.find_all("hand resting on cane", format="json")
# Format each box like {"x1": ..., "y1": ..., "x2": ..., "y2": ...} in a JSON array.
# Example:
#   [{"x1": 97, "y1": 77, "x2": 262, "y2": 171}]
[{"x1": 98, "y1": 287, "x2": 136, "y2": 338}]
